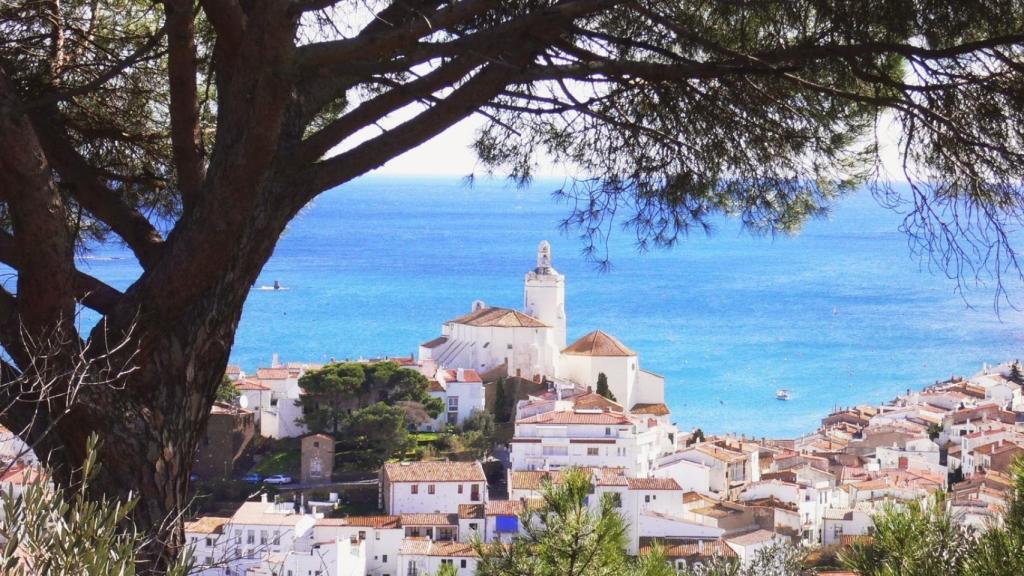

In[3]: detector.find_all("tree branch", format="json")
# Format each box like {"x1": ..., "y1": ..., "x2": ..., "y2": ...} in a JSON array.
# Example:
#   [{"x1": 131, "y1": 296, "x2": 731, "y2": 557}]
[
  {"x1": 163, "y1": 0, "x2": 206, "y2": 210},
  {"x1": 27, "y1": 106, "x2": 165, "y2": 269}
]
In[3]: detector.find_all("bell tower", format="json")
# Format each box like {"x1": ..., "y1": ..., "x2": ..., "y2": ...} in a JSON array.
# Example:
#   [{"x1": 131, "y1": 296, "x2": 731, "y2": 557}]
[{"x1": 524, "y1": 241, "x2": 567, "y2": 350}]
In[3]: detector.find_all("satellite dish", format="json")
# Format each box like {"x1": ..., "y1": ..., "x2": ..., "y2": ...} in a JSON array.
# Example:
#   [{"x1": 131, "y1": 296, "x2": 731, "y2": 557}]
[{"x1": 238, "y1": 395, "x2": 250, "y2": 409}]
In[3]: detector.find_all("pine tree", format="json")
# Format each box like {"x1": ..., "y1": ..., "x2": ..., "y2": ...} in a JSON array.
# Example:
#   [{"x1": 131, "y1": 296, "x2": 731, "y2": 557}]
[
  {"x1": 596, "y1": 373, "x2": 616, "y2": 402},
  {"x1": 494, "y1": 377, "x2": 509, "y2": 423},
  {"x1": 1010, "y1": 362, "x2": 1024, "y2": 385}
]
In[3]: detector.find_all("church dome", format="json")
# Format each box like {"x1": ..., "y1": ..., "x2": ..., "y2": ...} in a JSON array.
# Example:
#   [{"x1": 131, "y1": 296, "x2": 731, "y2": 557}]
[{"x1": 561, "y1": 330, "x2": 636, "y2": 357}]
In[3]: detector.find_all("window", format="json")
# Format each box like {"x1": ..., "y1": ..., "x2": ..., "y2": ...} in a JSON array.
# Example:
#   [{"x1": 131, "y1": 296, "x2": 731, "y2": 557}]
[
  {"x1": 458, "y1": 484, "x2": 464, "y2": 494},
  {"x1": 605, "y1": 427, "x2": 611, "y2": 436},
  {"x1": 411, "y1": 484, "x2": 419, "y2": 494},
  {"x1": 471, "y1": 484, "x2": 480, "y2": 501},
  {"x1": 448, "y1": 397, "x2": 459, "y2": 410},
  {"x1": 542, "y1": 445, "x2": 568, "y2": 456},
  {"x1": 461, "y1": 559, "x2": 468, "y2": 568},
  {"x1": 382, "y1": 554, "x2": 388, "y2": 563},
  {"x1": 428, "y1": 484, "x2": 436, "y2": 495},
  {"x1": 205, "y1": 537, "x2": 215, "y2": 547},
  {"x1": 260, "y1": 530, "x2": 268, "y2": 545},
  {"x1": 313, "y1": 441, "x2": 320, "y2": 448},
  {"x1": 204, "y1": 556, "x2": 213, "y2": 566},
  {"x1": 507, "y1": 343, "x2": 513, "y2": 349},
  {"x1": 273, "y1": 530, "x2": 281, "y2": 545},
  {"x1": 359, "y1": 530, "x2": 366, "y2": 540},
  {"x1": 375, "y1": 531, "x2": 380, "y2": 541},
  {"x1": 610, "y1": 493, "x2": 622, "y2": 508},
  {"x1": 469, "y1": 522, "x2": 478, "y2": 531},
  {"x1": 441, "y1": 559, "x2": 454, "y2": 565},
  {"x1": 246, "y1": 530, "x2": 254, "y2": 544},
  {"x1": 587, "y1": 447, "x2": 599, "y2": 456}
]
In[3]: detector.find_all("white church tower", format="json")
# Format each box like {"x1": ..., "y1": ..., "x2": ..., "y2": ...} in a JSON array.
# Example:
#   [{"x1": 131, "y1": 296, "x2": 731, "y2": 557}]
[{"x1": 524, "y1": 241, "x2": 567, "y2": 350}]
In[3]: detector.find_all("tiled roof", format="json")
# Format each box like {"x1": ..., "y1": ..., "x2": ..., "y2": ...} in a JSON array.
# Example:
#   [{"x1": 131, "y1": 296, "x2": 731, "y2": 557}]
[
  {"x1": 510, "y1": 470, "x2": 566, "y2": 491},
  {"x1": 449, "y1": 306, "x2": 548, "y2": 328},
  {"x1": 256, "y1": 368, "x2": 290, "y2": 380},
  {"x1": 382, "y1": 461, "x2": 486, "y2": 483},
  {"x1": 839, "y1": 534, "x2": 873, "y2": 547},
  {"x1": 0, "y1": 464, "x2": 45, "y2": 485},
  {"x1": 630, "y1": 403, "x2": 670, "y2": 416},
  {"x1": 400, "y1": 539, "x2": 478, "y2": 557},
  {"x1": 485, "y1": 500, "x2": 524, "y2": 516},
  {"x1": 572, "y1": 392, "x2": 623, "y2": 411},
  {"x1": 459, "y1": 504, "x2": 484, "y2": 519},
  {"x1": 225, "y1": 365, "x2": 241, "y2": 375},
  {"x1": 561, "y1": 330, "x2": 636, "y2": 357},
  {"x1": 421, "y1": 336, "x2": 448, "y2": 349},
  {"x1": 184, "y1": 516, "x2": 231, "y2": 535},
  {"x1": 726, "y1": 529, "x2": 779, "y2": 546},
  {"x1": 235, "y1": 378, "x2": 270, "y2": 391},
  {"x1": 444, "y1": 369, "x2": 483, "y2": 383},
  {"x1": 400, "y1": 513, "x2": 458, "y2": 526},
  {"x1": 626, "y1": 477, "x2": 681, "y2": 491},
  {"x1": 317, "y1": 515, "x2": 401, "y2": 529},
  {"x1": 516, "y1": 410, "x2": 633, "y2": 425},
  {"x1": 639, "y1": 538, "x2": 736, "y2": 559}
]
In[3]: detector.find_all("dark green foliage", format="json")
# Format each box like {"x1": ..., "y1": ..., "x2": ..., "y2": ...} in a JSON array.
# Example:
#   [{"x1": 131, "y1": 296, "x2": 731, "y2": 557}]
[
  {"x1": 687, "y1": 428, "x2": 706, "y2": 446},
  {"x1": 298, "y1": 361, "x2": 442, "y2": 434},
  {"x1": 596, "y1": 373, "x2": 616, "y2": 402},
  {"x1": 927, "y1": 422, "x2": 942, "y2": 440},
  {"x1": 475, "y1": 468, "x2": 631, "y2": 576},
  {"x1": 337, "y1": 402, "x2": 411, "y2": 468},
  {"x1": 460, "y1": 409, "x2": 497, "y2": 459},
  {"x1": 1010, "y1": 363, "x2": 1024, "y2": 385},
  {"x1": 494, "y1": 377, "x2": 512, "y2": 423},
  {"x1": 215, "y1": 376, "x2": 240, "y2": 404}
]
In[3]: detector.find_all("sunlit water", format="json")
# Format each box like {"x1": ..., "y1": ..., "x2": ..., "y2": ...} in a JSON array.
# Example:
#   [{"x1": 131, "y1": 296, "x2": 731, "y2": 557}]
[{"x1": 46, "y1": 176, "x2": 1024, "y2": 437}]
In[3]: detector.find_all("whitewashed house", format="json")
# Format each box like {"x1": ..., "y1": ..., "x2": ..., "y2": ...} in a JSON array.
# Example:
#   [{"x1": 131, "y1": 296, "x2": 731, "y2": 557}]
[{"x1": 380, "y1": 461, "x2": 487, "y2": 515}]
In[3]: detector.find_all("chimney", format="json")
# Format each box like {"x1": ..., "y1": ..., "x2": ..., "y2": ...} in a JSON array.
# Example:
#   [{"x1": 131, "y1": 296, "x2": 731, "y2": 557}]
[
  {"x1": 272, "y1": 352, "x2": 280, "y2": 368},
  {"x1": 457, "y1": 368, "x2": 465, "y2": 381}
]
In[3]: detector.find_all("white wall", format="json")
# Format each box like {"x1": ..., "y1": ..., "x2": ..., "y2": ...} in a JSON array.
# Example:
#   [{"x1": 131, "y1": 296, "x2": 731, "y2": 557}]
[
  {"x1": 654, "y1": 455, "x2": 712, "y2": 494},
  {"x1": 385, "y1": 481, "x2": 485, "y2": 515}
]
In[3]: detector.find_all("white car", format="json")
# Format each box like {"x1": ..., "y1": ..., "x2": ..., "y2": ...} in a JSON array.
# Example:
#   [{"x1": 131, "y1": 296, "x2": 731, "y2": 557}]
[{"x1": 263, "y1": 474, "x2": 293, "y2": 485}]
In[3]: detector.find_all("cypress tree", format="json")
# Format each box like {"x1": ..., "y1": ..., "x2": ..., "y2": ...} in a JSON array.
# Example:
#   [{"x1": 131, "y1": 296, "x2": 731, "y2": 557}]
[{"x1": 596, "y1": 373, "x2": 616, "y2": 402}]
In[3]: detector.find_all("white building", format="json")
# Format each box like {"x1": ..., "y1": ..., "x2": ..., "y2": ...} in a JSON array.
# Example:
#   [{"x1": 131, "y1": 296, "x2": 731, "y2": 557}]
[
  {"x1": 822, "y1": 508, "x2": 873, "y2": 546},
  {"x1": 380, "y1": 461, "x2": 487, "y2": 515},
  {"x1": 315, "y1": 516, "x2": 404, "y2": 576},
  {"x1": 419, "y1": 242, "x2": 671, "y2": 417},
  {"x1": 673, "y1": 440, "x2": 761, "y2": 495},
  {"x1": 509, "y1": 408, "x2": 674, "y2": 476},
  {"x1": 425, "y1": 368, "x2": 485, "y2": 428},
  {"x1": 397, "y1": 540, "x2": 478, "y2": 576}
]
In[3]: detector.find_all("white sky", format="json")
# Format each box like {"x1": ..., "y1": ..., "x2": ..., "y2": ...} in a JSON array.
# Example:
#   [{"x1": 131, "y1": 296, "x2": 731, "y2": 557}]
[{"x1": 370, "y1": 108, "x2": 906, "y2": 179}]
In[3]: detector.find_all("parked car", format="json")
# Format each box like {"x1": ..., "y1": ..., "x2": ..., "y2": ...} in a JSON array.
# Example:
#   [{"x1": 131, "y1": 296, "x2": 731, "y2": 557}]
[
  {"x1": 189, "y1": 472, "x2": 200, "y2": 482},
  {"x1": 264, "y1": 474, "x2": 293, "y2": 485},
  {"x1": 242, "y1": 472, "x2": 263, "y2": 484}
]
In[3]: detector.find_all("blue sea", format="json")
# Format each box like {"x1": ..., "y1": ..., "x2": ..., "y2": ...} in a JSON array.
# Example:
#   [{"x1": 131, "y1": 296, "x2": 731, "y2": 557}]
[{"x1": 58, "y1": 176, "x2": 1024, "y2": 437}]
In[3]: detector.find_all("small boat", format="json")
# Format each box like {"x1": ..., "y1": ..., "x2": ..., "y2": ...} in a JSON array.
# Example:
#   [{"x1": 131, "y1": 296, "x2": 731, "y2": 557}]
[
  {"x1": 776, "y1": 389, "x2": 791, "y2": 401},
  {"x1": 255, "y1": 279, "x2": 289, "y2": 291}
]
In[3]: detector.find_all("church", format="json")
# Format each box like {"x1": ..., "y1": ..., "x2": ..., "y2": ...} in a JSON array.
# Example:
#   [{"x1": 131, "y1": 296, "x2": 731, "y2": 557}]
[{"x1": 418, "y1": 241, "x2": 667, "y2": 415}]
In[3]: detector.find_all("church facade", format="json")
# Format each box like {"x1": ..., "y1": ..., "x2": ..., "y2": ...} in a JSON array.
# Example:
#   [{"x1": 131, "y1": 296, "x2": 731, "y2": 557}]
[{"x1": 419, "y1": 241, "x2": 668, "y2": 415}]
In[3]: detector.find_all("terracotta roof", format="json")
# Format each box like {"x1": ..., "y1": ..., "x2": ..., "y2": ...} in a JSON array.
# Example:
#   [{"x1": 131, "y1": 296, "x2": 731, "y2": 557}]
[
  {"x1": 485, "y1": 500, "x2": 525, "y2": 516},
  {"x1": 726, "y1": 529, "x2": 779, "y2": 546},
  {"x1": 0, "y1": 464, "x2": 45, "y2": 485},
  {"x1": 562, "y1": 330, "x2": 636, "y2": 357},
  {"x1": 516, "y1": 410, "x2": 633, "y2": 425},
  {"x1": 317, "y1": 515, "x2": 401, "y2": 529},
  {"x1": 626, "y1": 477, "x2": 681, "y2": 491},
  {"x1": 421, "y1": 336, "x2": 448, "y2": 349},
  {"x1": 256, "y1": 368, "x2": 290, "y2": 380},
  {"x1": 400, "y1": 539, "x2": 478, "y2": 557},
  {"x1": 639, "y1": 538, "x2": 736, "y2": 559},
  {"x1": 444, "y1": 369, "x2": 483, "y2": 383},
  {"x1": 382, "y1": 461, "x2": 486, "y2": 483},
  {"x1": 459, "y1": 504, "x2": 484, "y2": 519},
  {"x1": 184, "y1": 516, "x2": 231, "y2": 534},
  {"x1": 449, "y1": 306, "x2": 548, "y2": 328},
  {"x1": 235, "y1": 378, "x2": 270, "y2": 391},
  {"x1": 225, "y1": 365, "x2": 241, "y2": 375},
  {"x1": 401, "y1": 513, "x2": 458, "y2": 526},
  {"x1": 510, "y1": 470, "x2": 567, "y2": 491},
  {"x1": 572, "y1": 392, "x2": 623, "y2": 411},
  {"x1": 630, "y1": 403, "x2": 670, "y2": 416}
]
